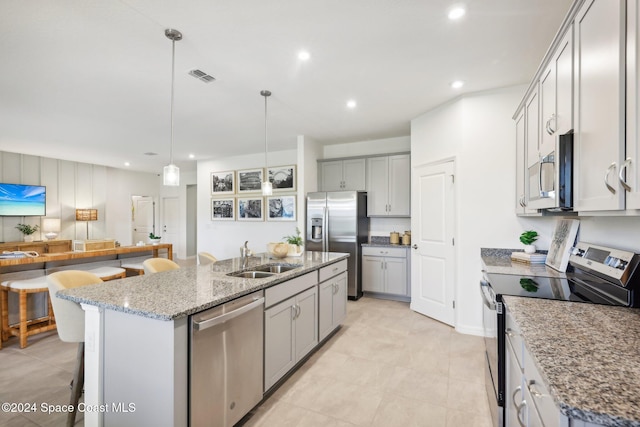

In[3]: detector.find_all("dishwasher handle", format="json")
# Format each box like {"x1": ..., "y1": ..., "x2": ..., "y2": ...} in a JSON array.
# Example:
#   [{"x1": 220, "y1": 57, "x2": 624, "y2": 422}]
[{"x1": 193, "y1": 297, "x2": 265, "y2": 331}]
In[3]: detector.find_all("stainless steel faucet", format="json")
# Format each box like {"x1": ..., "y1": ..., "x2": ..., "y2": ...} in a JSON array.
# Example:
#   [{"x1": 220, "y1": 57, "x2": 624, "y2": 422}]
[{"x1": 241, "y1": 241, "x2": 253, "y2": 269}]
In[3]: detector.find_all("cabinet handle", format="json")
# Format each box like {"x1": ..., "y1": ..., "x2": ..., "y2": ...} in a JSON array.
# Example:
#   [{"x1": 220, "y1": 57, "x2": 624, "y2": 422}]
[
  {"x1": 505, "y1": 328, "x2": 515, "y2": 338},
  {"x1": 512, "y1": 385, "x2": 522, "y2": 407},
  {"x1": 527, "y1": 381, "x2": 545, "y2": 399},
  {"x1": 604, "y1": 162, "x2": 617, "y2": 195},
  {"x1": 381, "y1": 262, "x2": 384, "y2": 270},
  {"x1": 619, "y1": 158, "x2": 632, "y2": 192},
  {"x1": 546, "y1": 114, "x2": 556, "y2": 135},
  {"x1": 517, "y1": 400, "x2": 527, "y2": 427}
]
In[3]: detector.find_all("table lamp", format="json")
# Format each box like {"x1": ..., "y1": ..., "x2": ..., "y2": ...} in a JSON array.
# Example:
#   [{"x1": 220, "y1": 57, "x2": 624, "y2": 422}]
[
  {"x1": 75, "y1": 209, "x2": 98, "y2": 240},
  {"x1": 42, "y1": 218, "x2": 61, "y2": 240}
]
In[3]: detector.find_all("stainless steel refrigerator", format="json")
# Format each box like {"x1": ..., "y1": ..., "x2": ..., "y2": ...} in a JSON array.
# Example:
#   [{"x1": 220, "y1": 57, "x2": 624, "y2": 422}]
[{"x1": 306, "y1": 191, "x2": 369, "y2": 300}]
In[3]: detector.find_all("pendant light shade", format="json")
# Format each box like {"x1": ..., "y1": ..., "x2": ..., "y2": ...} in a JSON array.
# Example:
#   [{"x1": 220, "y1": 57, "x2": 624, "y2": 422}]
[
  {"x1": 163, "y1": 28, "x2": 182, "y2": 187},
  {"x1": 261, "y1": 90, "x2": 272, "y2": 196}
]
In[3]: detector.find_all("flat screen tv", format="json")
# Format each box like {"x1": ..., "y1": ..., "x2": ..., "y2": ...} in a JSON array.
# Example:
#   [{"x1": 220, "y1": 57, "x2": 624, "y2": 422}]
[{"x1": 0, "y1": 183, "x2": 46, "y2": 216}]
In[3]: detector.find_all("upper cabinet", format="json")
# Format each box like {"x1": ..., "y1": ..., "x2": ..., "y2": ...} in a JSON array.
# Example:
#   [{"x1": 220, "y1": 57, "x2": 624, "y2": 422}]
[
  {"x1": 573, "y1": 0, "x2": 626, "y2": 212},
  {"x1": 318, "y1": 158, "x2": 366, "y2": 191},
  {"x1": 366, "y1": 154, "x2": 410, "y2": 217},
  {"x1": 625, "y1": 1, "x2": 640, "y2": 209},
  {"x1": 516, "y1": 111, "x2": 539, "y2": 215}
]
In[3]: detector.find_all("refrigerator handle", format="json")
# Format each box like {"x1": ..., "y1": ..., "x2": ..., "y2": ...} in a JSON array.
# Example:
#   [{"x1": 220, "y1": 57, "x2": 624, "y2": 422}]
[{"x1": 323, "y1": 207, "x2": 329, "y2": 252}]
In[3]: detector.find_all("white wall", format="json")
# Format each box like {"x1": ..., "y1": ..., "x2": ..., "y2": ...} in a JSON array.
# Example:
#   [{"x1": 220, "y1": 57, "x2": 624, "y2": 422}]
[{"x1": 197, "y1": 150, "x2": 300, "y2": 260}]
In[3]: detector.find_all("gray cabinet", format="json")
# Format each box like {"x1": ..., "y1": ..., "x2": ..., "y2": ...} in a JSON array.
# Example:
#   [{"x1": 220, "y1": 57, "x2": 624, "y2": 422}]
[
  {"x1": 264, "y1": 275, "x2": 318, "y2": 391},
  {"x1": 366, "y1": 154, "x2": 410, "y2": 217},
  {"x1": 362, "y1": 246, "x2": 409, "y2": 298},
  {"x1": 318, "y1": 158, "x2": 366, "y2": 191},
  {"x1": 318, "y1": 271, "x2": 347, "y2": 341}
]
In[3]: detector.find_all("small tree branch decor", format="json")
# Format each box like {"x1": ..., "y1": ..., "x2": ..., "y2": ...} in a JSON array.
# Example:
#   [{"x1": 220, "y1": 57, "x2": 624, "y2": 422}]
[{"x1": 16, "y1": 223, "x2": 39, "y2": 235}]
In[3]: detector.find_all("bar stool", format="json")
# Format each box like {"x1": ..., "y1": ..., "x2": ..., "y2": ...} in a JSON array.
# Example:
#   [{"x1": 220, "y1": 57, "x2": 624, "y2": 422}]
[
  {"x1": 0, "y1": 276, "x2": 57, "y2": 349},
  {"x1": 198, "y1": 252, "x2": 218, "y2": 265},
  {"x1": 85, "y1": 266, "x2": 126, "y2": 281},
  {"x1": 121, "y1": 262, "x2": 145, "y2": 276},
  {"x1": 142, "y1": 258, "x2": 180, "y2": 274}
]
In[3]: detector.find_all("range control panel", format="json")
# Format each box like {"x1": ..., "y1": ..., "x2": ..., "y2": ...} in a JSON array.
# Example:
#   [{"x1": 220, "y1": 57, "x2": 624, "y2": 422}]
[{"x1": 570, "y1": 242, "x2": 640, "y2": 288}]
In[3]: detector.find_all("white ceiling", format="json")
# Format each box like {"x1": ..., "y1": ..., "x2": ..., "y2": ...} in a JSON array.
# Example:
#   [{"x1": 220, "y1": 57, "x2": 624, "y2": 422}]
[{"x1": 0, "y1": 0, "x2": 572, "y2": 174}]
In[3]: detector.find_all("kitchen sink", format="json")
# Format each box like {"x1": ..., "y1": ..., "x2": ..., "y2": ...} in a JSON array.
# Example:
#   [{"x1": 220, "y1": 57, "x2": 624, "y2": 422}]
[
  {"x1": 227, "y1": 271, "x2": 276, "y2": 279},
  {"x1": 253, "y1": 263, "x2": 302, "y2": 273}
]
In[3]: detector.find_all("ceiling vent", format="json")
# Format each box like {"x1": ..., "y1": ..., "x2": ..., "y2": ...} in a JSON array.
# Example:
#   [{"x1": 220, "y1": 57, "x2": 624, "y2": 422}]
[{"x1": 189, "y1": 69, "x2": 216, "y2": 83}]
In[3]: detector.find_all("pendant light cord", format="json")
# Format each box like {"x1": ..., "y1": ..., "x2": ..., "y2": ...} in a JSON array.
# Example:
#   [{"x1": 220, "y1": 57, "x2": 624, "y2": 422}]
[
  {"x1": 170, "y1": 38, "x2": 176, "y2": 165},
  {"x1": 264, "y1": 94, "x2": 268, "y2": 168}
]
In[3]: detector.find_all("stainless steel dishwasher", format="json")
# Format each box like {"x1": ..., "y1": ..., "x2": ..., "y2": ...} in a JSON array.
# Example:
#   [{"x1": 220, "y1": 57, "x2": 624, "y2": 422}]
[{"x1": 189, "y1": 290, "x2": 264, "y2": 427}]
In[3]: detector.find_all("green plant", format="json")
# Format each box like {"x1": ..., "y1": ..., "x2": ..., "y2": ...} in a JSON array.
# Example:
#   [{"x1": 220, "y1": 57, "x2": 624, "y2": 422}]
[
  {"x1": 149, "y1": 232, "x2": 161, "y2": 240},
  {"x1": 519, "y1": 230, "x2": 538, "y2": 245},
  {"x1": 15, "y1": 223, "x2": 39, "y2": 235},
  {"x1": 520, "y1": 278, "x2": 539, "y2": 293},
  {"x1": 283, "y1": 227, "x2": 303, "y2": 246}
]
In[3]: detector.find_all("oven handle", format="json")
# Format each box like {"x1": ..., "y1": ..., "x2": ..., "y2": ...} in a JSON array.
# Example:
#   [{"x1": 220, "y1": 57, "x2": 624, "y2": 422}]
[{"x1": 480, "y1": 280, "x2": 496, "y2": 310}]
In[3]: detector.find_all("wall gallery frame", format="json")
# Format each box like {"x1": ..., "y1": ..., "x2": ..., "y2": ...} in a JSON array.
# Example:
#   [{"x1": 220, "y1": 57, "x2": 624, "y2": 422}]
[
  {"x1": 267, "y1": 165, "x2": 296, "y2": 192},
  {"x1": 211, "y1": 198, "x2": 235, "y2": 220},
  {"x1": 266, "y1": 195, "x2": 296, "y2": 221},
  {"x1": 211, "y1": 171, "x2": 235, "y2": 195},
  {"x1": 237, "y1": 197, "x2": 264, "y2": 221},
  {"x1": 237, "y1": 168, "x2": 264, "y2": 193}
]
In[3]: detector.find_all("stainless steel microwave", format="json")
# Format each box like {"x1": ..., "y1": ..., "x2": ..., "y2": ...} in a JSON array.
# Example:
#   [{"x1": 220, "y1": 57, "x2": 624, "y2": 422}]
[{"x1": 527, "y1": 130, "x2": 573, "y2": 211}]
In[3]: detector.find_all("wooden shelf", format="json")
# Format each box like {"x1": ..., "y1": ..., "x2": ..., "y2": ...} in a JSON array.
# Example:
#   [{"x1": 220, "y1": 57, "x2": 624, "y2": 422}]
[{"x1": 0, "y1": 240, "x2": 72, "y2": 255}]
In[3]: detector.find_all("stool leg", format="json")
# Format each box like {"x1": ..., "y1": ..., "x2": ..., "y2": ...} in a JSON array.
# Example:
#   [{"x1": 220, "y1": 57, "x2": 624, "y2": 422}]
[
  {"x1": 18, "y1": 290, "x2": 27, "y2": 349},
  {"x1": 67, "y1": 342, "x2": 84, "y2": 427},
  {"x1": 0, "y1": 288, "x2": 7, "y2": 343},
  {"x1": 47, "y1": 292, "x2": 55, "y2": 326}
]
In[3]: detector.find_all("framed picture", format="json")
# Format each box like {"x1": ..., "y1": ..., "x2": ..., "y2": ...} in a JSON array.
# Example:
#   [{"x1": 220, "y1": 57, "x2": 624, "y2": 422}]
[
  {"x1": 237, "y1": 197, "x2": 264, "y2": 221},
  {"x1": 237, "y1": 168, "x2": 263, "y2": 193},
  {"x1": 267, "y1": 195, "x2": 296, "y2": 221},
  {"x1": 268, "y1": 165, "x2": 296, "y2": 192},
  {"x1": 211, "y1": 171, "x2": 234, "y2": 195},
  {"x1": 211, "y1": 198, "x2": 235, "y2": 220},
  {"x1": 545, "y1": 219, "x2": 580, "y2": 272}
]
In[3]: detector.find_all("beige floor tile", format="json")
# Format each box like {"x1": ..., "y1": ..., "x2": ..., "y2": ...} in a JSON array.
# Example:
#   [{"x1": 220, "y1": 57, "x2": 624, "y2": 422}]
[
  {"x1": 446, "y1": 377, "x2": 492, "y2": 417},
  {"x1": 371, "y1": 393, "x2": 448, "y2": 427},
  {"x1": 384, "y1": 366, "x2": 450, "y2": 407},
  {"x1": 244, "y1": 400, "x2": 357, "y2": 427},
  {"x1": 446, "y1": 408, "x2": 494, "y2": 427}
]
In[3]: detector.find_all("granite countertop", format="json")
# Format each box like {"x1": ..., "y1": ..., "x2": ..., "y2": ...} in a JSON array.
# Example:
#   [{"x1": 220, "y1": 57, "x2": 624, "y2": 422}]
[
  {"x1": 362, "y1": 235, "x2": 411, "y2": 248},
  {"x1": 503, "y1": 296, "x2": 640, "y2": 426},
  {"x1": 57, "y1": 251, "x2": 348, "y2": 321},
  {"x1": 481, "y1": 247, "x2": 566, "y2": 278}
]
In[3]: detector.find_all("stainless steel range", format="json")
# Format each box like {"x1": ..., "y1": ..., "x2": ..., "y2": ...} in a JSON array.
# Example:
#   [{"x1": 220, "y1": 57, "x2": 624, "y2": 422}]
[{"x1": 481, "y1": 242, "x2": 640, "y2": 427}]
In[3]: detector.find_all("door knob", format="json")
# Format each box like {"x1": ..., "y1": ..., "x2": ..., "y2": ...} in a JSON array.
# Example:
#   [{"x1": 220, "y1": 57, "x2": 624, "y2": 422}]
[{"x1": 412, "y1": 244, "x2": 418, "y2": 249}]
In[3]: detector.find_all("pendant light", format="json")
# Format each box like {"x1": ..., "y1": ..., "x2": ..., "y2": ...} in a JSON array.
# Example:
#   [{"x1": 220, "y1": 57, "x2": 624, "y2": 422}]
[
  {"x1": 261, "y1": 90, "x2": 273, "y2": 196},
  {"x1": 163, "y1": 28, "x2": 182, "y2": 186}
]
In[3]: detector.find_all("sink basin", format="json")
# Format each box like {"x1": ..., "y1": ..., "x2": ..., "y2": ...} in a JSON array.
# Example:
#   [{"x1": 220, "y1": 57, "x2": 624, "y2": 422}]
[
  {"x1": 253, "y1": 264, "x2": 302, "y2": 274},
  {"x1": 227, "y1": 271, "x2": 276, "y2": 279}
]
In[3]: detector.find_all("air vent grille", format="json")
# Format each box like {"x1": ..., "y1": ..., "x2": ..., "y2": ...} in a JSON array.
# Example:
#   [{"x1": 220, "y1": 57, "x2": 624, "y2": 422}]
[{"x1": 189, "y1": 69, "x2": 216, "y2": 83}]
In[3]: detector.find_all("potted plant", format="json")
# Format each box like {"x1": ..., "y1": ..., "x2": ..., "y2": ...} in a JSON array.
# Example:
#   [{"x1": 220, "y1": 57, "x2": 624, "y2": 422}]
[
  {"x1": 148, "y1": 232, "x2": 161, "y2": 245},
  {"x1": 519, "y1": 230, "x2": 539, "y2": 254},
  {"x1": 15, "y1": 223, "x2": 39, "y2": 242},
  {"x1": 283, "y1": 227, "x2": 304, "y2": 255}
]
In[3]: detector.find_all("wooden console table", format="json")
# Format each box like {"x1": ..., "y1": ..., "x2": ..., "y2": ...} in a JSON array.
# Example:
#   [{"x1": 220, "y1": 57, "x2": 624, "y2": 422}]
[{"x1": 0, "y1": 240, "x2": 72, "y2": 255}]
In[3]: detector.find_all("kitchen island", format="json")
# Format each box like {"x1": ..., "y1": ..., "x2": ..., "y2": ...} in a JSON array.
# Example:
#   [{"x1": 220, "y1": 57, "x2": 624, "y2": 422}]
[{"x1": 58, "y1": 251, "x2": 349, "y2": 427}]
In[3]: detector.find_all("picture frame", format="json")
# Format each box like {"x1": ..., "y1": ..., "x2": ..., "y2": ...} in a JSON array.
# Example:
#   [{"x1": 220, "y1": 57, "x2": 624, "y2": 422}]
[
  {"x1": 266, "y1": 195, "x2": 296, "y2": 221},
  {"x1": 211, "y1": 198, "x2": 235, "y2": 221},
  {"x1": 267, "y1": 165, "x2": 296, "y2": 192},
  {"x1": 237, "y1": 197, "x2": 264, "y2": 221},
  {"x1": 237, "y1": 168, "x2": 264, "y2": 193},
  {"x1": 545, "y1": 219, "x2": 580, "y2": 272},
  {"x1": 211, "y1": 171, "x2": 234, "y2": 195}
]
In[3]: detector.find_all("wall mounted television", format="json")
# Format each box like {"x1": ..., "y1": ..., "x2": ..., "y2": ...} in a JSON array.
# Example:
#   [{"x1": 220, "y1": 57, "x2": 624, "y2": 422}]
[{"x1": 0, "y1": 183, "x2": 46, "y2": 216}]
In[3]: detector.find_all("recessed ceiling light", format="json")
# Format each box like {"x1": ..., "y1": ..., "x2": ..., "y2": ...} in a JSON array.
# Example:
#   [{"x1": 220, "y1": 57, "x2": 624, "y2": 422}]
[
  {"x1": 124, "y1": 162, "x2": 130, "y2": 167},
  {"x1": 189, "y1": 154, "x2": 195, "y2": 159},
  {"x1": 346, "y1": 99, "x2": 357, "y2": 109},
  {"x1": 448, "y1": 6, "x2": 466, "y2": 20},
  {"x1": 450, "y1": 80, "x2": 464, "y2": 89},
  {"x1": 298, "y1": 50, "x2": 310, "y2": 61}
]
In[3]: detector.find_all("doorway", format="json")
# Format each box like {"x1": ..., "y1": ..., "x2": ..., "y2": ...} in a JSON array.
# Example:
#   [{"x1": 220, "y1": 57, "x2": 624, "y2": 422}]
[
  {"x1": 131, "y1": 196, "x2": 155, "y2": 244},
  {"x1": 410, "y1": 159, "x2": 457, "y2": 326}
]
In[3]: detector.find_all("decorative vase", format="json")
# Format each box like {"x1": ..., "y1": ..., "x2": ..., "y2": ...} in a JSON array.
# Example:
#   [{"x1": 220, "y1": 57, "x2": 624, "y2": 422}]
[
  {"x1": 524, "y1": 244, "x2": 536, "y2": 254},
  {"x1": 23, "y1": 235, "x2": 34, "y2": 242},
  {"x1": 148, "y1": 238, "x2": 161, "y2": 245}
]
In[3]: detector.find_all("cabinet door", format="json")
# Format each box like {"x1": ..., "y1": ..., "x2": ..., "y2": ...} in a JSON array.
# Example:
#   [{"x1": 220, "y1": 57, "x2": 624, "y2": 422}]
[
  {"x1": 625, "y1": 1, "x2": 640, "y2": 209},
  {"x1": 318, "y1": 279, "x2": 335, "y2": 341},
  {"x1": 343, "y1": 158, "x2": 366, "y2": 191},
  {"x1": 264, "y1": 298, "x2": 295, "y2": 391},
  {"x1": 525, "y1": 87, "x2": 540, "y2": 169},
  {"x1": 555, "y1": 28, "x2": 573, "y2": 136},
  {"x1": 366, "y1": 157, "x2": 389, "y2": 215},
  {"x1": 332, "y1": 272, "x2": 347, "y2": 328},
  {"x1": 388, "y1": 155, "x2": 410, "y2": 216},
  {"x1": 362, "y1": 255, "x2": 385, "y2": 292},
  {"x1": 516, "y1": 112, "x2": 534, "y2": 214},
  {"x1": 294, "y1": 286, "x2": 318, "y2": 361},
  {"x1": 320, "y1": 161, "x2": 345, "y2": 191},
  {"x1": 506, "y1": 338, "x2": 524, "y2": 427},
  {"x1": 385, "y1": 256, "x2": 408, "y2": 296},
  {"x1": 574, "y1": 0, "x2": 625, "y2": 211},
  {"x1": 539, "y1": 63, "x2": 556, "y2": 158}
]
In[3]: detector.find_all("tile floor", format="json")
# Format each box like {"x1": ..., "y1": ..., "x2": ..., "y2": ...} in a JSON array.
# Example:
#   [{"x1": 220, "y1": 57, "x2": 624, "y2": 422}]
[{"x1": 0, "y1": 290, "x2": 491, "y2": 426}]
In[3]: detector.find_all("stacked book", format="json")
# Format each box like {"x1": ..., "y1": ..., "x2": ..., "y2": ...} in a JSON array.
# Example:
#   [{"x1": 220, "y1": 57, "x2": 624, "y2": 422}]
[{"x1": 510, "y1": 251, "x2": 547, "y2": 264}]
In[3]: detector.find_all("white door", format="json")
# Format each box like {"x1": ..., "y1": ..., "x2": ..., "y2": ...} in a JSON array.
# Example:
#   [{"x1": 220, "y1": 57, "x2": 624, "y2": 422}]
[
  {"x1": 132, "y1": 196, "x2": 154, "y2": 244},
  {"x1": 410, "y1": 160, "x2": 456, "y2": 326},
  {"x1": 162, "y1": 197, "x2": 179, "y2": 253}
]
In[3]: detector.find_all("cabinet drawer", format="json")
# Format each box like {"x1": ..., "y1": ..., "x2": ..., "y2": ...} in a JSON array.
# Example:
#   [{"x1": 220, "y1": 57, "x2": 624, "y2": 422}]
[
  {"x1": 265, "y1": 272, "x2": 317, "y2": 308},
  {"x1": 505, "y1": 309, "x2": 524, "y2": 370},
  {"x1": 524, "y1": 348, "x2": 559, "y2": 427},
  {"x1": 318, "y1": 260, "x2": 347, "y2": 283},
  {"x1": 362, "y1": 246, "x2": 407, "y2": 258}
]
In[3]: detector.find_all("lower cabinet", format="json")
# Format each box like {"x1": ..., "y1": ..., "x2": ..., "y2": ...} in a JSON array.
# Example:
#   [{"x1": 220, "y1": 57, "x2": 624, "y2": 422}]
[
  {"x1": 264, "y1": 285, "x2": 318, "y2": 391},
  {"x1": 362, "y1": 246, "x2": 410, "y2": 298},
  {"x1": 318, "y1": 271, "x2": 347, "y2": 341}
]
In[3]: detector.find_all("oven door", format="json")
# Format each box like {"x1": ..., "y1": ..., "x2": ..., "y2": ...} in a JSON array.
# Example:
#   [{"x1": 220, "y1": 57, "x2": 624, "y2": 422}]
[{"x1": 481, "y1": 279, "x2": 502, "y2": 427}]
